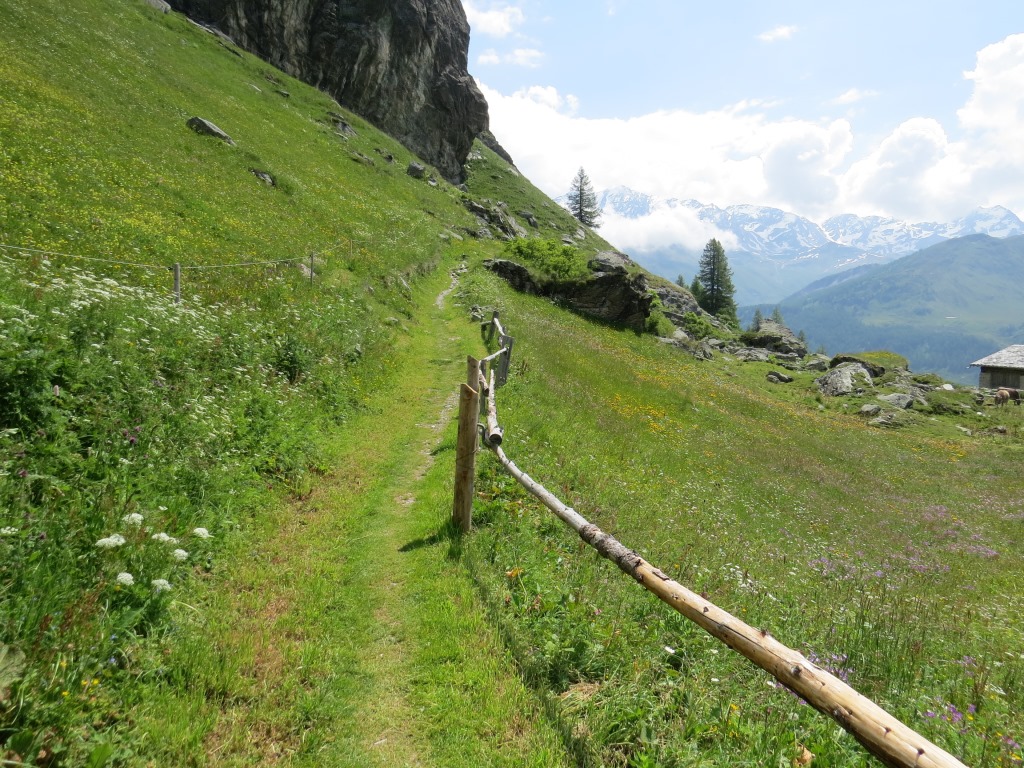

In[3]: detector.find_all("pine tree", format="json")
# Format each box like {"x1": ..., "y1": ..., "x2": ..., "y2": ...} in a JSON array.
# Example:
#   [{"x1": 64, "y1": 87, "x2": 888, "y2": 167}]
[
  {"x1": 750, "y1": 308, "x2": 764, "y2": 331},
  {"x1": 565, "y1": 167, "x2": 602, "y2": 228},
  {"x1": 770, "y1": 306, "x2": 785, "y2": 324},
  {"x1": 694, "y1": 238, "x2": 737, "y2": 324}
]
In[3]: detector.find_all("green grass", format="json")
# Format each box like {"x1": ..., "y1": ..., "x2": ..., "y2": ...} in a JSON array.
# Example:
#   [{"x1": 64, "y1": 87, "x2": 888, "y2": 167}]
[{"x1": 458, "y1": 269, "x2": 1024, "y2": 767}]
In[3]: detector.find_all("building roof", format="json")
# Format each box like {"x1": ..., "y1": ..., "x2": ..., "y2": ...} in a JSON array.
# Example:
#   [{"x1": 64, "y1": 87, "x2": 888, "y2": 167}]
[{"x1": 970, "y1": 345, "x2": 1024, "y2": 369}]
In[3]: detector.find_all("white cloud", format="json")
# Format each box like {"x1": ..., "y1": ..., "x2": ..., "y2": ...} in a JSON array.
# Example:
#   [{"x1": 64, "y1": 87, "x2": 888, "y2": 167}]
[
  {"x1": 601, "y1": 208, "x2": 737, "y2": 255},
  {"x1": 478, "y1": 32, "x2": 1024, "y2": 242},
  {"x1": 477, "y1": 49, "x2": 501, "y2": 66},
  {"x1": 830, "y1": 88, "x2": 879, "y2": 105},
  {"x1": 463, "y1": 1, "x2": 526, "y2": 38},
  {"x1": 757, "y1": 25, "x2": 797, "y2": 43},
  {"x1": 509, "y1": 48, "x2": 545, "y2": 68}
]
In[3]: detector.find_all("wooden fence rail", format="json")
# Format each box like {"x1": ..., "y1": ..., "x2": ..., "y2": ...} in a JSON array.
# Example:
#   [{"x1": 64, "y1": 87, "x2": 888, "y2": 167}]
[{"x1": 453, "y1": 312, "x2": 969, "y2": 768}]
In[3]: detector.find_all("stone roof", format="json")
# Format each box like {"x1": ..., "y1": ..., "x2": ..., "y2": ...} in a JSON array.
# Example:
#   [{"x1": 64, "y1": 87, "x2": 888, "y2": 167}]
[{"x1": 970, "y1": 344, "x2": 1024, "y2": 369}]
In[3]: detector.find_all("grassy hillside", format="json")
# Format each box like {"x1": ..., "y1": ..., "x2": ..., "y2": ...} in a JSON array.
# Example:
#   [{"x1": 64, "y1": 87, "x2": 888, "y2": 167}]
[
  {"x1": 2, "y1": 1, "x2": 1024, "y2": 767},
  {"x1": 770, "y1": 235, "x2": 1024, "y2": 382}
]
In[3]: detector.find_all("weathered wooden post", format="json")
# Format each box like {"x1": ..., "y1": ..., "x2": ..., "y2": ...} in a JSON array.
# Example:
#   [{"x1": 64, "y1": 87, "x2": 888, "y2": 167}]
[
  {"x1": 488, "y1": 310, "x2": 500, "y2": 344},
  {"x1": 496, "y1": 334, "x2": 514, "y2": 387},
  {"x1": 172, "y1": 262, "x2": 181, "y2": 304},
  {"x1": 452, "y1": 355, "x2": 481, "y2": 532}
]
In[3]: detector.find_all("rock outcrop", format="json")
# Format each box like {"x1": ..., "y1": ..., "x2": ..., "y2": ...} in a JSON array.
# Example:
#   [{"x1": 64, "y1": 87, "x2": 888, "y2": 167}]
[
  {"x1": 743, "y1": 319, "x2": 808, "y2": 357},
  {"x1": 483, "y1": 256, "x2": 653, "y2": 331},
  {"x1": 167, "y1": 0, "x2": 488, "y2": 183}
]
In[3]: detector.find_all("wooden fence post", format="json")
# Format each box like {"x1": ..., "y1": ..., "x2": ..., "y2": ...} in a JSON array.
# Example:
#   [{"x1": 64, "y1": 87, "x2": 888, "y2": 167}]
[
  {"x1": 488, "y1": 310, "x2": 499, "y2": 344},
  {"x1": 309, "y1": 253, "x2": 315, "y2": 286},
  {"x1": 172, "y1": 262, "x2": 181, "y2": 304},
  {"x1": 452, "y1": 356, "x2": 481, "y2": 532},
  {"x1": 496, "y1": 334, "x2": 514, "y2": 387}
]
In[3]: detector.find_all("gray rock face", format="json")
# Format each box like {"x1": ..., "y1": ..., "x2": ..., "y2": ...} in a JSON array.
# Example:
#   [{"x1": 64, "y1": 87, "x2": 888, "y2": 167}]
[
  {"x1": 168, "y1": 0, "x2": 488, "y2": 183},
  {"x1": 816, "y1": 362, "x2": 873, "y2": 397}
]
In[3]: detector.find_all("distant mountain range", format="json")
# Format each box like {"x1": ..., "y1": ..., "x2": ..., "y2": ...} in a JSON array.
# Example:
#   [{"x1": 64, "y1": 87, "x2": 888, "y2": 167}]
[
  {"x1": 739, "y1": 234, "x2": 1024, "y2": 383},
  {"x1": 589, "y1": 186, "x2": 1024, "y2": 304}
]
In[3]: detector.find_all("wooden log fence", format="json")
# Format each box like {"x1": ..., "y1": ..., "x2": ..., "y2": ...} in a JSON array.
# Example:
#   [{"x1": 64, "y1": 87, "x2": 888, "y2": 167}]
[{"x1": 452, "y1": 312, "x2": 970, "y2": 768}]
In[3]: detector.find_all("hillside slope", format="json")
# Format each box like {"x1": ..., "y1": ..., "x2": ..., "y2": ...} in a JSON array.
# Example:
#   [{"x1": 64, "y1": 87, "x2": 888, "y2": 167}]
[{"x1": 771, "y1": 234, "x2": 1024, "y2": 381}]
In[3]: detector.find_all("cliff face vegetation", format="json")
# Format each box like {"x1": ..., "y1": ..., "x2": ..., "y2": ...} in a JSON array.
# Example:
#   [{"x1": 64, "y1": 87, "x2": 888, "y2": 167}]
[{"x1": 168, "y1": 0, "x2": 489, "y2": 182}]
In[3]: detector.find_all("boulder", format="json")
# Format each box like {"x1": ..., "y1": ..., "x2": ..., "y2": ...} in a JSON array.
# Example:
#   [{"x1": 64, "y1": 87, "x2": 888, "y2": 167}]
[
  {"x1": 186, "y1": 116, "x2": 235, "y2": 145},
  {"x1": 815, "y1": 362, "x2": 873, "y2": 397},
  {"x1": 878, "y1": 393, "x2": 914, "y2": 409},
  {"x1": 735, "y1": 348, "x2": 771, "y2": 363},
  {"x1": 859, "y1": 404, "x2": 882, "y2": 416},
  {"x1": 517, "y1": 210, "x2": 539, "y2": 228},
  {"x1": 766, "y1": 371, "x2": 793, "y2": 384},
  {"x1": 588, "y1": 251, "x2": 631, "y2": 275},
  {"x1": 249, "y1": 168, "x2": 275, "y2": 186},
  {"x1": 407, "y1": 161, "x2": 426, "y2": 179},
  {"x1": 743, "y1": 319, "x2": 808, "y2": 357}
]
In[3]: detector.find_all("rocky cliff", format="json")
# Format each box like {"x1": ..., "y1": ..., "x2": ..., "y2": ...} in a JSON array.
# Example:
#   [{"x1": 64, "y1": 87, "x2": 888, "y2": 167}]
[{"x1": 168, "y1": 0, "x2": 488, "y2": 183}]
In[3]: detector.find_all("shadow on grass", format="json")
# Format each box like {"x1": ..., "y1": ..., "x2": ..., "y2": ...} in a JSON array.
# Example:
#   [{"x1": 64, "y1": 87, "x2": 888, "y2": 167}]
[{"x1": 399, "y1": 519, "x2": 464, "y2": 562}]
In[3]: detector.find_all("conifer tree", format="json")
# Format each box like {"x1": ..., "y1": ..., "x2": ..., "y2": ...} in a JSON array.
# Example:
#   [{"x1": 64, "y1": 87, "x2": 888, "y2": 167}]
[
  {"x1": 750, "y1": 307, "x2": 764, "y2": 331},
  {"x1": 693, "y1": 238, "x2": 737, "y2": 324},
  {"x1": 566, "y1": 167, "x2": 602, "y2": 228}
]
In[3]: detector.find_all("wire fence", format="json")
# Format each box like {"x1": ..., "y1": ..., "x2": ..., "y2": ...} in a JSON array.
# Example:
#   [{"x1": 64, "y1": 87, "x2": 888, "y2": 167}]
[{"x1": 0, "y1": 235, "x2": 366, "y2": 302}]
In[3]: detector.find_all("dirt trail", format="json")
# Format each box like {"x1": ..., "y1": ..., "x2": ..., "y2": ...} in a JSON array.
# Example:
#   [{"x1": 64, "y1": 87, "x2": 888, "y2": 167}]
[{"x1": 203, "y1": 270, "x2": 570, "y2": 767}]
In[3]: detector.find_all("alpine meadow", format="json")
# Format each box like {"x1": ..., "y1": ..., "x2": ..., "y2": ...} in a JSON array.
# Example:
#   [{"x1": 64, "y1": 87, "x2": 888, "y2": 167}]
[{"x1": 1, "y1": 1, "x2": 1023, "y2": 767}]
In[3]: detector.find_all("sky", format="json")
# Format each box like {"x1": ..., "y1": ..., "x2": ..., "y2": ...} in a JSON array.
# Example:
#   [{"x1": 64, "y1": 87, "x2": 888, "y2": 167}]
[{"x1": 463, "y1": 0, "x2": 1024, "y2": 249}]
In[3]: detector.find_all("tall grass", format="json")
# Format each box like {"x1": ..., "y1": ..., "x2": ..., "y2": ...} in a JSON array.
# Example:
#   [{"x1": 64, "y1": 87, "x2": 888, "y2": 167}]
[{"x1": 459, "y1": 269, "x2": 1024, "y2": 767}]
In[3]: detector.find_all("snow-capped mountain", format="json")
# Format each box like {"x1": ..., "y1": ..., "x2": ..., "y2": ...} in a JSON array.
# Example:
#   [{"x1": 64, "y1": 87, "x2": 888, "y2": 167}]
[{"x1": 589, "y1": 186, "x2": 1024, "y2": 304}]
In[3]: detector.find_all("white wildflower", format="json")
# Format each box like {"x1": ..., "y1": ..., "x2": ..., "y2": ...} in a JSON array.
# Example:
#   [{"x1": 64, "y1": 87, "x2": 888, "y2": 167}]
[
  {"x1": 96, "y1": 534, "x2": 127, "y2": 549},
  {"x1": 192, "y1": 527, "x2": 212, "y2": 539},
  {"x1": 151, "y1": 579, "x2": 172, "y2": 593},
  {"x1": 1, "y1": 526, "x2": 18, "y2": 536},
  {"x1": 151, "y1": 532, "x2": 178, "y2": 545},
  {"x1": 115, "y1": 572, "x2": 134, "y2": 586},
  {"x1": 122, "y1": 513, "x2": 144, "y2": 526},
  {"x1": 171, "y1": 549, "x2": 189, "y2": 561}
]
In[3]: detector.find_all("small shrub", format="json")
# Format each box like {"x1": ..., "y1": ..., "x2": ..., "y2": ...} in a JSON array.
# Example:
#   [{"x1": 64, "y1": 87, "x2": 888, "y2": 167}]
[
  {"x1": 645, "y1": 309, "x2": 676, "y2": 337},
  {"x1": 504, "y1": 238, "x2": 589, "y2": 282},
  {"x1": 679, "y1": 312, "x2": 717, "y2": 340}
]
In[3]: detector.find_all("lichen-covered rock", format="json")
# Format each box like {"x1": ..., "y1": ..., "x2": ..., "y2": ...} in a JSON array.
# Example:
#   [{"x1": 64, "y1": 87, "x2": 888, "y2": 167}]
[{"x1": 168, "y1": 0, "x2": 488, "y2": 183}]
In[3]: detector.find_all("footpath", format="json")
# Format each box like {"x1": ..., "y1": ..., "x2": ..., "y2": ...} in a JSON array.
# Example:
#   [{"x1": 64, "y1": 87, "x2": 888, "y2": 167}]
[{"x1": 196, "y1": 266, "x2": 573, "y2": 767}]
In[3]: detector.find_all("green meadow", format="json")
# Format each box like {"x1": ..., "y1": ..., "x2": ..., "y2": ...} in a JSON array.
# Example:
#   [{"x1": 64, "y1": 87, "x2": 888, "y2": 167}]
[{"x1": 1, "y1": 0, "x2": 1022, "y2": 766}]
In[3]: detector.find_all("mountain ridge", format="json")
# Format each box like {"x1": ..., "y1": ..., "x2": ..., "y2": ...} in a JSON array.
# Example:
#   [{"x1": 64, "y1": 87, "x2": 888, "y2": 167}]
[{"x1": 589, "y1": 186, "x2": 1024, "y2": 303}]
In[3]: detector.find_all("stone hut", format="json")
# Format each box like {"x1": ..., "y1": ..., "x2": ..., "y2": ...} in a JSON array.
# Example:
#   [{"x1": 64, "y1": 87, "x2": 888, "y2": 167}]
[{"x1": 970, "y1": 345, "x2": 1024, "y2": 389}]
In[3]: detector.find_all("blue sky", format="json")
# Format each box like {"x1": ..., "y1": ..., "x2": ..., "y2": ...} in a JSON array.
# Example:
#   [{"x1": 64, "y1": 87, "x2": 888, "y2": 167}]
[{"x1": 464, "y1": 1, "x2": 1024, "y2": 247}]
